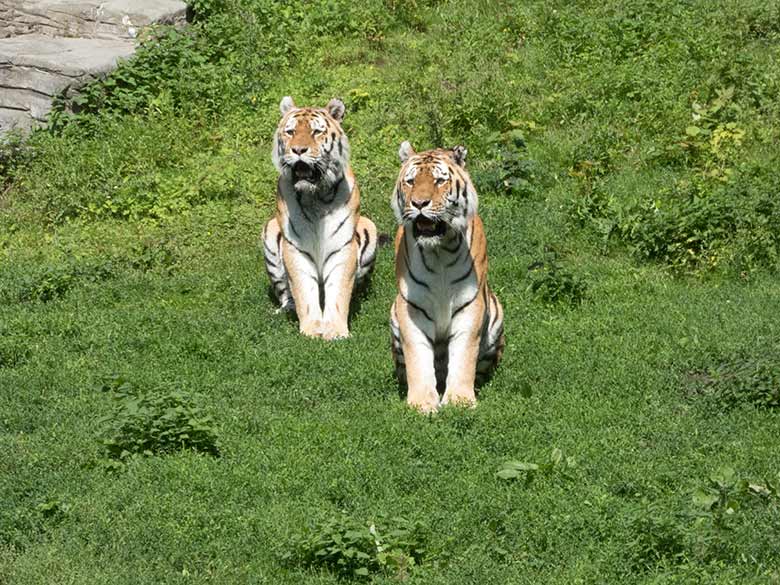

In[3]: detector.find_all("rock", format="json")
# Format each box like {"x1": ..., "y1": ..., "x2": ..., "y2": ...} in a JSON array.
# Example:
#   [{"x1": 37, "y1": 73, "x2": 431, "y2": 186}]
[
  {"x1": 0, "y1": 0, "x2": 188, "y2": 137},
  {"x1": 0, "y1": 0, "x2": 188, "y2": 40}
]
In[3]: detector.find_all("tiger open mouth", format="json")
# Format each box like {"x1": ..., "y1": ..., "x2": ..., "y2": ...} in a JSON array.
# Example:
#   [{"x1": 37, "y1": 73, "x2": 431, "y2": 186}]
[
  {"x1": 292, "y1": 161, "x2": 320, "y2": 183},
  {"x1": 413, "y1": 216, "x2": 447, "y2": 238}
]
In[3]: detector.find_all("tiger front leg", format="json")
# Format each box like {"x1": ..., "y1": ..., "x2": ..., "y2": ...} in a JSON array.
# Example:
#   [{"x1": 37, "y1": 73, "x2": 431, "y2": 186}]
[
  {"x1": 282, "y1": 240, "x2": 324, "y2": 338},
  {"x1": 396, "y1": 299, "x2": 439, "y2": 413},
  {"x1": 441, "y1": 301, "x2": 483, "y2": 408},
  {"x1": 319, "y1": 240, "x2": 358, "y2": 340},
  {"x1": 262, "y1": 218, "x2": 294, "y2": 312}
]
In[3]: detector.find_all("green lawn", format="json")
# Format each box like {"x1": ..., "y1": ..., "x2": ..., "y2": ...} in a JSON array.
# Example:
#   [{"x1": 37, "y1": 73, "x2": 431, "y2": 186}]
[{"x1": 2, "y1": 1, "x2": 779, "y2": 583}]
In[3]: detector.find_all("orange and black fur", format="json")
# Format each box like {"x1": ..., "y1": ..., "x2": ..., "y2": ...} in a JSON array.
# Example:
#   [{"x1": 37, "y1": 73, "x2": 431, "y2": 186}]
[
  {"x1": 390, "y1": 142, "x2": 504, "y2": 412},
  {"x1": 262, "y1": 97, "x2": 377, "y2": 339}
]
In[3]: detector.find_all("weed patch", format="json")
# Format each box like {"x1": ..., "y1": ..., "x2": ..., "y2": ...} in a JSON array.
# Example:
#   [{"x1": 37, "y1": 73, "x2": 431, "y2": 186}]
[
  {"x1": 97, "y1": 375, "x2": 221, "y2": 463},
  {"x1": 526, "y1": 254, "x2": 587, "y2": 306},
  {"x1": 0, "y1": 499, "x2": 69, "y2": 553},
  {"x1": 472, "y1": 127, "x2": 540, "y2": 198},
  {"x1": 496, "y1": 448, "x2": 577, "y2": 485},
  {"x1": 686, "y1": 343, "x2": 780, "y2": 410},
  {"x1": 282, "y1": 513, "x2": 429, "y2": 580},
  {"x1": 12, "y1": 260, "x2": 116, "y2": 303},
  {"x1": 626, "y1": 466, "x2": 780, "y2": 571}
]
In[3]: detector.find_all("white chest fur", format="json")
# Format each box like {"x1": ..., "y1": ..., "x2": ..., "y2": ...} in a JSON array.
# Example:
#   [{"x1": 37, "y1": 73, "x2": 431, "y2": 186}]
[
  {"x1": 279, "y1": 176, "x2": 356, "y2": 272},
  {"x1": 400, "y1": 228, "x2": 479, "y2": 340}
]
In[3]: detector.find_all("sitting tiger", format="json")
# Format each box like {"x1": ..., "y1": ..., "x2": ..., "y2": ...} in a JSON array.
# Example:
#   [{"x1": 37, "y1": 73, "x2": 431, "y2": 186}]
[
  {"x1": 389, "y1": 142, "x2": 505, "y2": 412},
  {"x1": 262, "y1": 96, "x2": 377, "y2": 339}
]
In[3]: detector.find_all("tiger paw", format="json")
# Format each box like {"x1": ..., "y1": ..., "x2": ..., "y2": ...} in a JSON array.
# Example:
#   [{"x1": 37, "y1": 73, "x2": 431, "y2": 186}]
[
  {"x1": 300, "y1": 320, "x2": 324, "y2": 338},
  {"x1": 407, "y1": 391, "x2": 440, "y2": 414},
  {"x1": 319, "y1": 321, "x2": 350, "y2": 341},
  {"x1": 441, "y1": 388, "x2": 477, "y2": 408}
]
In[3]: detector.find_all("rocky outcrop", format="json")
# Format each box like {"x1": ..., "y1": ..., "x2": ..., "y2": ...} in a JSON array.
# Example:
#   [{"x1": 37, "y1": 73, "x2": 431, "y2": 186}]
[{"x1": 0, "y1": 0, "x2": 187, "y2": 137}]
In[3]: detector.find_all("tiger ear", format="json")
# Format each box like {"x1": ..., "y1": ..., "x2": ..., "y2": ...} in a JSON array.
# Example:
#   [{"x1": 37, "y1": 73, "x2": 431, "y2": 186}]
[
  {"x1": 399, "y1": 141, "x2": 415, "y2": 163},
  {"x1": 280, "y1": 96, "x2": 295, "y2": 115},
  {"x1": 451, "y1": 145, "x2": 467, "y2": 167},
  {"x1": 327, "y1": 98, "x2": 346, "y2": 122}
]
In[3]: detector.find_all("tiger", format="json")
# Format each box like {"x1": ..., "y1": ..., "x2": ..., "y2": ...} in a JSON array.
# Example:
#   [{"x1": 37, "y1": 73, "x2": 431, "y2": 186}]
[
  {"x1": 262, "y1": 96, "x2": 377, "y2": 340},
  {"x1": 389, "y1": 142, "x2": 505, "y2": 412}
]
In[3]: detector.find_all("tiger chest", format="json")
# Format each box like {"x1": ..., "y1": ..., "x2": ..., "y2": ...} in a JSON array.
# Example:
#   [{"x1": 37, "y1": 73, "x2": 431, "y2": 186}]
[
  {"x1": 403, "y1": 246, "x2": 479, "y2": 338},
  {"x1": 283, "y1": 195, "x2": 355, "y2": 269}
]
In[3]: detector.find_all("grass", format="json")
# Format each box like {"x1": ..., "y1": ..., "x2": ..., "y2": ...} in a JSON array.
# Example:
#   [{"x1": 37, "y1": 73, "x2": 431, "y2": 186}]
[{"x1": 1, "y1": 0, "x2": 780, "y2": 583}]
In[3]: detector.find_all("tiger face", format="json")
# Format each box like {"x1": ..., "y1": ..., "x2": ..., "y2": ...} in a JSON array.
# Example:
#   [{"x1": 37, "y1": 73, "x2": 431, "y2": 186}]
[
  {"x1": 272, "y1": 96, "x2": 350, "y2": 196},
  {"x1": 391, "y1": 142, "x2": 478, "y2": 247}
]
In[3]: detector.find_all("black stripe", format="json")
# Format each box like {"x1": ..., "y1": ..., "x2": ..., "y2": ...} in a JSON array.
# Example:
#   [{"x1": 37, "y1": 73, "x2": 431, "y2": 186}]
[
  {"x1": 339, "y1": 139, "x2": 343, "y2": 156},
  {"x1": 322, "y1": 264, "x2": 339, "y2": 287},
  {"x1": 402, "y1": 294, "x2": 434, "y2": 322},
  {"x1": 445, "y1": 249, "x2": 463, "y2": 268},
  {"x1": 296, "y1": 192, "x2": 315, "y2": 222},
  {"x1": 418, "y1": 246, "x2": 435, "y2": 273},
  {"x1": 323, "y1": 237, "x2": 353, "y2": 268},
  {"x1": 488, "y1": 293, "x2": 498, "y2": 328},
  {"x1": 451, "y1": 263, "x2": 474, "y2": 285},
  {"x1": 442, "y1": 235, "x2": 462, "y2": 255},
  {"x1": 284, "y1": 237, "x2": 314, "y2": 262},
  {"x1": 289, "y1": 219, "x2": 301, "y2": 239},
  {"x1": 403, "y1": 255, "x2": 431, "y2": 290},
  {"x1": 452, "y1": 291, "x2": 478, "y2": 318},
  {"x1": 331, "y1": 213, "x2": 351, "y2": 237},
  {"x1": 359, "y1": 229, "x2": 371, "y2": 267},
  {"x1": 320, "y1": 189, "x2": 336, "y2": 204},
  {"x1": 263, "y1": 239, "x2": 278, "y2": 257}
]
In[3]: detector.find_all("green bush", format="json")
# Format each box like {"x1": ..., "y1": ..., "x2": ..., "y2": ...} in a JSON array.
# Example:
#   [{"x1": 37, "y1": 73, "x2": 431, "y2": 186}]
[
  {"x1": 687, "y1": 343, "x2": 780, "y2": 410},
  {"x1": 472, "y1": 128, "x2": 540, "y2": 198},
  {"x1": 526, "y1": 254, "x2": 587, "y2": 306},
  {"x1": 282, "y1": 513, "x2": 429, "y2": 580},
  {"x1": 98, "y1": 375, "x2": 221, "y2": 461}
]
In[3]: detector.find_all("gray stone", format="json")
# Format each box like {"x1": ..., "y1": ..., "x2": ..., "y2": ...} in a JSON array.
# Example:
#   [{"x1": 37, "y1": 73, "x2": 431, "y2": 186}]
[
  {"x1": 0, "y1": 0, "x2": 187, "y2": 137},
  {"x1": 0, "y1": 0, "x2": 187, "y2": 40}
]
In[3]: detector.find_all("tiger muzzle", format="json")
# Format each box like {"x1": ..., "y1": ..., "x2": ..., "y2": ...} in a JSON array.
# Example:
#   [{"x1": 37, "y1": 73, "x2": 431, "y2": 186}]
[
  {"x1": 412, "y1": 216, "x2": 447, "y2": 238},
  {"x1": 292, "y1": 160, "x2": 321, "y2": 184}
]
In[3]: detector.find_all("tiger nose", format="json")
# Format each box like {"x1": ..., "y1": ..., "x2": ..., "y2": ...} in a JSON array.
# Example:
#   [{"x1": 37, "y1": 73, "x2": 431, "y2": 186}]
[
  {"x1": 292, "y1": 146, "x2": 309, "y2": 155},
  {"x1": 411, "y1": 199, "x2": 430, "y2": 210}
]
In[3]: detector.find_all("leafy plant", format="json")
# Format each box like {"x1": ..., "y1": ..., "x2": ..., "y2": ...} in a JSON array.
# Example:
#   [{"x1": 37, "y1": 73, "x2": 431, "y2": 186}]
[
  {"x1": 16, "y1": 260, "x2": 116, "y2": 303},
  {"x1": 0, "y1": 336, "x2": 31, "y2": 369},
  {"x1": 282, "y1": 513, "x2": 429, "y2": 580},
  {"x1": 627, "y1": 500, "x2": 688, "y2": 571},
  {"x1": 0, "y1": 498, "x2": 69, "y2": 552},
  {"x1": 526, "y1": 254, "x2": 587, "y2": 306},
  {"x1": 98, "y1": 375, "x2": 221, "y2": 461},
  {"x1": 687, "y1": 344, "x2": 780, "y2": 409},
  {"x1": 472, "y1": 127, "x2": 539, "y2": 198},
  {"x1": 497, "y1": 448, "x2": 576, "y2": 485},
  {"x1": 671, "y1": 87, "x2": 746, "y2": 182}
]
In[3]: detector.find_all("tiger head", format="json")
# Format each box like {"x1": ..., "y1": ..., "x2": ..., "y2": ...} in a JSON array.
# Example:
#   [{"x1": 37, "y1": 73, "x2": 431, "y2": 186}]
[
  {"x1": 272, "y1": 96, "x2": 351, "y2": 197},
  {"x1": 392, "y1": 142, "x2": 478, "y2": 247}
]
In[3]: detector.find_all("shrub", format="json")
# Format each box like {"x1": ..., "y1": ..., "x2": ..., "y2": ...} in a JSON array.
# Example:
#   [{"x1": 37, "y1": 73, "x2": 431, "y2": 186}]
[
  {"x1": 526, "y1": 254, "x2": 587, "y2": 306},
  {"x1": 686, "y1": 343, "x2": 780, "y2": 410},
  {"x1": 16, "y1": 260, "x2": 116, "y2": 303},
  {"x1": 496, "y1": 448, "x2": 577, "y2": 485},
  {"x1": 627, "y1": 501, "x2": 688, "y2": 571},
  {"x1": 282, "y1": 513, "x2": 429, "y2": 580},
  {"x1": 98, "y1": 375, "x2": 221, "y2": 461},
  {"x1": 472, "y1": 127, "x2": 540, "y2": 198}
]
